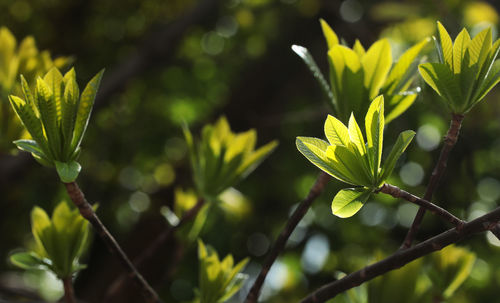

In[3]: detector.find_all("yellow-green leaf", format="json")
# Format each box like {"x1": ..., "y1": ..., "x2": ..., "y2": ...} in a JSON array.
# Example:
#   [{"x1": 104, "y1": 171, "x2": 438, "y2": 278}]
[
  {"x1": 71, "y1": 69, "x2": 104, "y2": 151},
  {"x1": 365, "y1": 96, "x2": 384, "y2": 180},
  {"x1": 320, "y1": 19, "x2": 339, "y2": 49},
  {"x1": 437, "y1": 21, "x2": 453, "y2": 67},
  {"x1": 361, "y1": 39, "x2": 392, "y2": 99},
  {"x1": 452, "y1": 28, "x2": 471, "y2": 74},
  {"x1": 331, "y1": 188, "x2": 372, "y2": 218},
  {"x1": 324, "y1": 114, "x2": 350, "y2": 146}
]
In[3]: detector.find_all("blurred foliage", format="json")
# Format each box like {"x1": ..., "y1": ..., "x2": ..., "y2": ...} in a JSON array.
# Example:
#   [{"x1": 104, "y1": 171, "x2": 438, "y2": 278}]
[
  {"x1": 1, "y1": 0, "x2": 500, "y2": 302},
  {"x1": 184, "y1": 116, "x2": 277, "y2": 200},
  {"x1": 10, "y1": 201, "x2": 90, "y2": 279},
  {"x1": 0, "y1": 27, "x2": 70, "y2": 151},
  {"x1": 194, "y1": 240, "x2": 248, "y2": 303}
]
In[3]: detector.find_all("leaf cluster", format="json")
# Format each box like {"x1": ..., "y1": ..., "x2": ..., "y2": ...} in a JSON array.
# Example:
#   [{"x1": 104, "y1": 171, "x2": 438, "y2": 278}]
[
  {"x1": 340, "y1": 245, "x2": 476, "y2": 303},
  {"x1": 0, "y1": 27, "x2": 70, "y2": 150},
  {"x1": 419, "y1": 21, "x2": 500, "y2": 113},
  {"x1": 195, "y1": 240, "x2": 249, "y2": 303},
  {"x1": 183, "y1": 116, "x2": 277, "y2": 200},
  {"x1": 297, "y1": 96, "x2": 415, "y2": 217},
  {"x1": 293, "y1": 20, "x2": 429, "y2": 124},
  {"x1": 10, "y1": 202, "x2": 90, "y2": 279},
  {"x1": 9, "y1": 67, "x2": 104, "y2": 182}
]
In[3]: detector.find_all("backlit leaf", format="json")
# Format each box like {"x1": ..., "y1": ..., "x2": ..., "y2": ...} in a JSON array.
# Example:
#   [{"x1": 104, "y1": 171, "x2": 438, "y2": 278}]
[
  {"x1": 331, "y1": 188, "x2": 372, "y2": 218},
  {"x1": 320, "y1": 19, "x2": 339, "y2": 49},
  {"x1": 361, "y1": 39, "x2": 392, "y2": 99}
]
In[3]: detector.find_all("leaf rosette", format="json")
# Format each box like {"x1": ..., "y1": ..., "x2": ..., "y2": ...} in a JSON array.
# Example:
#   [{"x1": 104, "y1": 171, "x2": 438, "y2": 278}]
[
  {"x1": 10, "y1": 202, "x2": 90, "y2": 279},
  {"x1": 297, "y1": 96, "x2": 415, "y2": 218},
  {"x1": 183, "y1": 116, "x2": 278, "y2": 201},
  {"x1": 419, "y1": 21, "x2": 500, "y2": 113},
  {"x1": 9, "y1": 67, "x2": 104, "y2": 182},
  {"x1": 293, "y1": 19, "x2": 429, "y2": 123}
]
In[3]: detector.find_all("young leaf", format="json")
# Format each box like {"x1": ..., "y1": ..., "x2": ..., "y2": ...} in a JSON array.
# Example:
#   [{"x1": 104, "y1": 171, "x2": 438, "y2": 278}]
[
  {"x1": 10, "y1": 252, "x2": 49, "y2": 270},
  {"x1": 467, "y1": 27, "x2": 492, "y2": 69},
  {"x1": 384, "y1": 38, "x2": 430, "y2": 94},
  {"x1": 71, "y1": 69, "x2": 104, "y2": 151},
  {"x1": 13, "y1": 139, "x2": 49, "y2": 162},
  {"x1": 331, "y1": 188, "x2": 372, "y2": 218},
  {"x1": 361, "y1": 39, "x2": 392, "y2": 99},
  {"x1": 54, "y1": 160, "x2": 82, "y2": 183},
  {"x1": 320, "y1": 19, "x2": 339, "y2": 49},
  {"x1": 452, "y1": 29, "x2": 471, "y2": 74},
  {"x1": 296, "y1": 137, "x2": 353, "y2": 184},
  {"x1": 365, "y1": 96, "x2": 384, "y2": 180},
  {"x1": 380, "y1": 130, "x2": 416, "y2": 182},
  {"x1": 437, "y1": 21, "x2": 453, "y2": 68},
  {"x1": 325, "y1": 114, "x2": 350, "y2": 146},
  {"x1": 327, "y1": 144, "x2": 372, "y2": 186}
]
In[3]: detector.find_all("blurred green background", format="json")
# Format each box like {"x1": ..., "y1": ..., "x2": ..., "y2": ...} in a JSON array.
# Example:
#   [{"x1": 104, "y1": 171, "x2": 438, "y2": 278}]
[{"x1": 1, "y1": 0, "x2": 500, "y2": 302}]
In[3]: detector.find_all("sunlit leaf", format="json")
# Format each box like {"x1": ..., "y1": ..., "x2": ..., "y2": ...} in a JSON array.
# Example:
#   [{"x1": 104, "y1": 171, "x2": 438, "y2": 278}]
[
  {"x1": 362, "y1": 39, "x2": 392, "y2": 99},
  {"x1": 380, "y1": 130, "x2": 416, "y2": 182},
  {"x1": 320, "y1": 18, "x2": 339, "y2": 49},
  {"x1": 331, "y1": 188, "x2": 372, "y2": 218}
]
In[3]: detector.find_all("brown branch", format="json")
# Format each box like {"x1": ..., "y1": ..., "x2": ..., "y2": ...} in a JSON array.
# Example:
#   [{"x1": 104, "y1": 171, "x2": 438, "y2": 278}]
[
  {"x1": 378, "y1": 184, "x2": 464, "y2": 227},
  {"x1": 104, "y1": 197, "x2": 206, "y2": 301},
  {"x1": 62, "y1": 277, "x2": 76, "y2": 303},
  {"x1": 491, "y1": 223, "x2": 500, "y2": 240},
  {"x1": 245, "y1": 172, "x2": 331, "y2": 303},
  {"x1": 300, "y1": 206, "x2": 500, "y2": 303},
  {"x1": 64, "y1": 182, "x2": 162, "y2": 303},
  {"x1": 402, "y1": 113, "x2": 464, "y2": 248}
]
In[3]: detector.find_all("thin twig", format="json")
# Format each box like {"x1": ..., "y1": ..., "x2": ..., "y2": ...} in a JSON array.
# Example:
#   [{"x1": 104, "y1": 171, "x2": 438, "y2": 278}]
[
  {"x1": 300, "y1": 206, "x2": 500, "y2": 303},
  {"x1": 64, "y1": 182, "x2": 162, "y2": 303},
  {"x1": 402, "y1": 113, "x2": 464, "y2": 248},
  {"x1": 104, "y1": 197, "x2": 206, "y2": 301},
  {"x1": 378, "y1": 184, "x2": 465, "y2": 227},
  {"x1": 245, "y1": 172, "x2": 331, "y2": 303},
  {"x1": 62, "y1": 277, "x2": 76, "y2": 303}
]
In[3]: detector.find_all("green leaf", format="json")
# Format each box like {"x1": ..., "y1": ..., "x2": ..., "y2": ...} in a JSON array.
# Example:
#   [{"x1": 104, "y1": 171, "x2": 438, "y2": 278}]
[
  {"x1": 13, "y1": 139, "x2": 50, "y2": 162},
  {"x1": 320, "y1": 18, "x2": 339, "y2": 49},
  {"x1": 361, "y1": 39, "x2": 392, "y2": 99},
  {"x1": 43, "y1": 67, "x2": 64, "y2": 122},
  {"x1": 71, "y1": 69, "x2": 104, "y2": 151},
  {"x1": 467, "y1": 27, "x2": 492, "y2": 69},
  {"x1": 54, "y1": 161, "x2": 81, "y2": 183},
  {"x1": 236, "y1": 140, "x2": 277, "y2": 179},
  {"x1": 36, "y1": 77, "x2": 62, "y2": 158},
  {"x1": 10, "y1": 252, "x2": 48, "y2": 270},
  {"x1": 385, "y1": 94, "x2": 417, "y2": 123},
  {"x1": 437, "y1": 21, "x2": 453, "y2": 68},
  {"x1": 31, "y1": 206, "x2": 53, "y2": 258},
  {"x1": 296, "y1": 137, "x2": 353, "y2": 184},
  {"x1": 452, "y1": 28, "x2": 471, "y2": 74},
  {"x1": 291, "y1": 45, "x2": 336, "y2": 111},
  {"x1": 471, "y1": 60, "x2": 500, "y2": 109},
  {"x1": 9, "y1": 95, "x2": 50, "y2": 157},
  {"x1": 418, "y1": 63, "x2": 462, "y2": 111},
  {"x1": 380, "y1": 130, "x2": 416, "y2": 182},
  {"x1": 353, "y1": 39, "x2": 366, "y2": 57},
  {"x1": 327, "y1": 144, "x2": 372, "y2": 187},
  {"x1": 331, "y1": 188, "x2": 372, "y2": 218},
  {"x1": 324, "y1": 114, "x2": 350, "y2": 146},
  {"x1": 384, "y1": 38, "x2": 430, "y2": 94},
  {"x1": 365, "y1": 96, "x2": 384, "y2": 181},
  {"x1": 61, "y1": 68, "x2": 79, "y2": 157}
]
